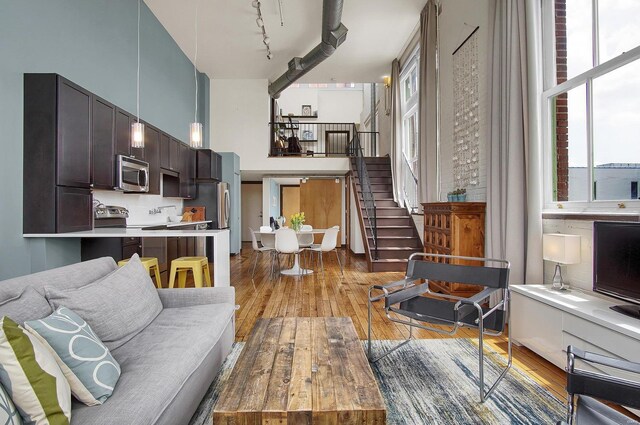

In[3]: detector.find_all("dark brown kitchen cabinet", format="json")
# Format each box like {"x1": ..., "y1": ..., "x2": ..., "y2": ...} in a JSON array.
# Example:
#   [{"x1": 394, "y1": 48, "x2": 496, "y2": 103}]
[
  {"x1": 57, "y1": 78, "x2": 92, "y2": 188},
  {"x1": 115, "y1": 108, "x2": 131, "y2": 157},
  {"x1": 92, "y1": 97, "x2": 116, "y2": 189},
  {"x1": 24, "y1": 74, "x2": 93, "y2": 233},
  {"x1": 179, "y1": 144, "x2": 197, "y2": 199},
  {"x1": 55, "y1": 187, "x2": 93, "y2": 233},
  {"x1": 170, "y1": 138, "x2": 181, "y2": 171},
  {"x1": 144, "y1": 126, "x2": 160, "y2": 195},
  {"x1": 81, "y1": 237, "x2": 142, "y2": 263},
  {"x1": 196, "y1": 149, "x2": 222, "y2": 181},
  {"x1": 160, "y1": 132, "x2": 171, "y2": 170},
  {"x1": 115, "y1": 108, "x2": 144, "y2": 160}
]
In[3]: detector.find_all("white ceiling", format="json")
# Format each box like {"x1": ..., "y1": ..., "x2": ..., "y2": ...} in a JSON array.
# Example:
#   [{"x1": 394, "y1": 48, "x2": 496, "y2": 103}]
[{"x1": 145, "y1": 0, "x2": 425, "y2": 83}]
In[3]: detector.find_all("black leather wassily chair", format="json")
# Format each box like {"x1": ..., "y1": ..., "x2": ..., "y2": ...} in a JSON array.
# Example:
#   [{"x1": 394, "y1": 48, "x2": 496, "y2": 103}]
[
  {"x1": 367, "y1": 253, "x2": 511, "y2": 402},
  {"x1": 559, "y1": 346, "x2": 640, "y2": 425}
]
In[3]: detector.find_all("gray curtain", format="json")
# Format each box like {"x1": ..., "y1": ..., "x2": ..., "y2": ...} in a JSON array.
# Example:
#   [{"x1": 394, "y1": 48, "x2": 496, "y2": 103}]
[
  {"x1": 418, "y1": 0, "x2": 438, "y2": 205},
  {"x1": 390, "y1": 59, "x2": 403, "y2": 206},
  {"x1": 486, "y1": 0, "x2": 543, "y2": 285}
]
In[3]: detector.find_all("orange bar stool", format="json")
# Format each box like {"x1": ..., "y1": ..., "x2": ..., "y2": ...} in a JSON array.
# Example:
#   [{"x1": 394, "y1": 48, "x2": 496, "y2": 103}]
[
  {"x1": 118, "y1": 257, "x2": 162, "y2": 288},
  {"x1": 168, "y1": 256, "x2": 212, "y2": 288}
]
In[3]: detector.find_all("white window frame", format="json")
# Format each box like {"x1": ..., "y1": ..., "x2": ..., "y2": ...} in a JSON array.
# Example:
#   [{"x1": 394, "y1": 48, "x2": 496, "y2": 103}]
[
  {"x1": 400, "y1": 49, "x2": 420, "y2": 171},
  {"x1": 541, "y1": 0, "x2": 640, "y2": 212}
]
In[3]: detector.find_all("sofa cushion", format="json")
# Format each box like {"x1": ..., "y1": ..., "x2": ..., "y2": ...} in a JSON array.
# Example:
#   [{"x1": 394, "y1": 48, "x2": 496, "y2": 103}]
[
  {"x1": 0, "y1": 382, "x2": 23, "y2": 425},
  {"x1": 45, "y1": 254, "x2": 163, "y2": 351},
  {"x1": 0, "y1": 287, "x2": 52, "y2": 325},
  {"x1": 70, "y1": 303, "x2": 235, "y2": 425},
  {"x1": 0, "y1": 317, "x2": 71, "y2": 425},
  {"x1": 25, "y1": 307, "x2": 121, "y2": 406},
  {"x1": 0, "y1": 257, "x2": 117, "y2": 302}
]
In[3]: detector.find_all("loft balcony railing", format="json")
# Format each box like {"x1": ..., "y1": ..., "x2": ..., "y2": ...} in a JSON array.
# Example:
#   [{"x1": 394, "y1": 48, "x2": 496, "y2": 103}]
[{"x1": 270, "y1": 122, "x2": 378, "y2": 158}]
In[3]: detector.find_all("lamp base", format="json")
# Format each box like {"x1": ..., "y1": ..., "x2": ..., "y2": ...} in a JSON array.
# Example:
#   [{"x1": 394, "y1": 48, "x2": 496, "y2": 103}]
[{"x1": 551, "y1": 263, "x2": 568, "y2": 291}]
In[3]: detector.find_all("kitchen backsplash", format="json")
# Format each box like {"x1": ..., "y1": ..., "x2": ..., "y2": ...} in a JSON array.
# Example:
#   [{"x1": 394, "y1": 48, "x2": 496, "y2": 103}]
[{"x1": 93, "y1": 188, "x2": 183, "y2": 226}]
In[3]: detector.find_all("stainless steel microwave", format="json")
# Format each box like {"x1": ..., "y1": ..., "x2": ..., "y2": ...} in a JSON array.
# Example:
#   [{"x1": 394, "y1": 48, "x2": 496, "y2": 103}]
[{"x1": 116, "y1": 155, "x2": 149, "y2": 192}]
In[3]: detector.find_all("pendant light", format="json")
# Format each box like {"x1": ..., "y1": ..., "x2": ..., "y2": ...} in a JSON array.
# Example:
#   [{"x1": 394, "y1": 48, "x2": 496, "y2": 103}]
[
  {"x1": 132, "y1": 0, "x2": 145, "y2": 148},
  {"x1": 189, "y1": 0, "x2": 203, "y2": 148}
]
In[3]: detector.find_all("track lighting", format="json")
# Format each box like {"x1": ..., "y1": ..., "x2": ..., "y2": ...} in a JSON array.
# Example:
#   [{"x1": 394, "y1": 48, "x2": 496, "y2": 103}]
[{"x1": 252, "y1": 0, "x2": 272, "y2": 61}]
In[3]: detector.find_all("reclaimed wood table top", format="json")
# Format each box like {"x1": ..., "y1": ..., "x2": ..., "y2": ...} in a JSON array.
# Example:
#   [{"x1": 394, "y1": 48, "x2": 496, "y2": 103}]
[{"x1": 213, "y1": 317, "x2": 386, "y2": 424}]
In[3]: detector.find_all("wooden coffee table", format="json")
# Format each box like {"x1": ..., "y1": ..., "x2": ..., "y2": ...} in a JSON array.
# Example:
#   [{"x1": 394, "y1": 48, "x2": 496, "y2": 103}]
[{"x1": 213, "y1": 317, "x2": 386, "y2": 424}]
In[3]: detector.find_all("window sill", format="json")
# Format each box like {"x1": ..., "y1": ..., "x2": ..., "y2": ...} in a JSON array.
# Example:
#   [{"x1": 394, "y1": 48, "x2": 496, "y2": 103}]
[{"x1": 542, "y1": 211, "x2": 640, "y2": 221}]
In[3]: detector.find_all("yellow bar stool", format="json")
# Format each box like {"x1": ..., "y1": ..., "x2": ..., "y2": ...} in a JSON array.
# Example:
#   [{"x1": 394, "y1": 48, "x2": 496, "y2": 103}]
[
  {"x1": 168, "y1": 256, "x2": 212, "y2": 288},
  {"x1": 118, "y1": 257, "x2": 162, "y2": 288}
]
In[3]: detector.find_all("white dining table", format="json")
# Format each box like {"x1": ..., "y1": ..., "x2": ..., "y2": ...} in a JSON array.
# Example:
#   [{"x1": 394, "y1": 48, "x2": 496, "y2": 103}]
[{"x1": 255, "y1": 229, "x2": 326, "y2": 276}]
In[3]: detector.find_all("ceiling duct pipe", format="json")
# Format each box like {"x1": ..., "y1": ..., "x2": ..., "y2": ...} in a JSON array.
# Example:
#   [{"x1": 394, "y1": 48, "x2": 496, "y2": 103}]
[{"x1": 268, "y1": 0, "x2": 348, "y2": 98}]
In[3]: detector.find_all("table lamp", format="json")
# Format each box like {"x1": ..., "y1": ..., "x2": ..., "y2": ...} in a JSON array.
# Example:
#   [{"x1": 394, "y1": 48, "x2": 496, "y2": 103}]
[{"x1": 543, "y1": 233, "x2": 581, "y2": 291}]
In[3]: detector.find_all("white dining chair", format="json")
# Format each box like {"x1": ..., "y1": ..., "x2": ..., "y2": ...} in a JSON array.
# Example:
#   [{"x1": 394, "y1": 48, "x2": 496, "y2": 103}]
[
  {"x1": 260, "y1": 231, "x2": 278, "y2": 276},
  {"x1": 275, "y1": 228, "x2": 303, "y2": 276},
  {"x1": 249, "y1": 227, "x2": 274, "y2": 278},
  {"x1": 308, "y1": 226, "x2": 343, "y2": 275},
  {"x1": 297, "y1": 225, "x2": 315, "y2": 271}
]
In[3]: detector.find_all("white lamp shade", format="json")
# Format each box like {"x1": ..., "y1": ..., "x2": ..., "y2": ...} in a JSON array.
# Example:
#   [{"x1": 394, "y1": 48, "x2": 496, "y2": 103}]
[
  {"x1": 131, "y1": 122, "x2": 145, "y2": 148},
  {"x1": 190, "y1": 122, "x2": 203, "y2": 148},
  {"x1": 543, "y1": 233, "x2": 581, "y2": 264}
]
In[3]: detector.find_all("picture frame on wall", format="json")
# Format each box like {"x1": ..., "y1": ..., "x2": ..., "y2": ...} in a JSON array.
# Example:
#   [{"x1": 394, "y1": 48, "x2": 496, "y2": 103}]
[{"x1": 301, "y1": 105, "x2": 312, "y2": 116}]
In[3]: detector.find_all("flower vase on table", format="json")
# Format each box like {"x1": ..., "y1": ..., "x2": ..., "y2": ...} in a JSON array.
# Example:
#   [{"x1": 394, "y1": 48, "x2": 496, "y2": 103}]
[{"x1": 290, "y1": 212, "x2": 305, "y2": 232}]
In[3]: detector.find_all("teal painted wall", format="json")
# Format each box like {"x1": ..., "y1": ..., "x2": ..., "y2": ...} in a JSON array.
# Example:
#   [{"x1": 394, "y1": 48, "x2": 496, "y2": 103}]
[{"x1": 0, "y1": 0, "x2": 209, "y2": 280}]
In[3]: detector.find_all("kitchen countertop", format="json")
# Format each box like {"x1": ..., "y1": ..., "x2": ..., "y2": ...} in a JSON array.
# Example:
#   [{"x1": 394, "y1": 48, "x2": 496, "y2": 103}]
[
  {"x1": 23, "y1": 228, "x2": 229, "y2": 238},
  {"x1": 125, "y1": 220, "x2": 212, "y2": 229}
]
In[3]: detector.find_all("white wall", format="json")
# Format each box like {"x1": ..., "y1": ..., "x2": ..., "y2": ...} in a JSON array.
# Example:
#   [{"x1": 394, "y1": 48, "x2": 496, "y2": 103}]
[
  {"x1": 277, "y1": 87, "x2": 364, "y2": 124},
  {"x1": 437, "y1": 0, "x2": 490, "y2": 201},
  {"x1": 94, "y1": 188, "x2": 183, "y2": 225},
  {"x1": 349, "y1": 185, "x2": 365, "y2": 254},
  {"x1": 210, "y1": 78, "x2": 350, "y2": 175}
]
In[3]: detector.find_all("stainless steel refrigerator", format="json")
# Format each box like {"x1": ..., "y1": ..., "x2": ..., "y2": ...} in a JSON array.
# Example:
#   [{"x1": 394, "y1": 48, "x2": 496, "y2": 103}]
[{"x1": 191, "y1": 181, "x2": 229, "y2": 229}]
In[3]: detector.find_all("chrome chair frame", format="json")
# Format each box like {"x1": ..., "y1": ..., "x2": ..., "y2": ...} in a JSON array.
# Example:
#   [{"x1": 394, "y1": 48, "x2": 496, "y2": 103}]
[
  {"x1": 367, "y1": 252, "x2": 512, "y2": 403},
  {"x1": 561, "y1": 346, "x2": 640, "y2": 425}
]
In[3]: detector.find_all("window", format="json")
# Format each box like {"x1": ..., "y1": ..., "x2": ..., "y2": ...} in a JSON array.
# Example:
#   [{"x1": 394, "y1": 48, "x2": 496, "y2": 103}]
[
  {"x1": 543, "y1": 0, "x2": 640, "y2": 208},
  {"x1": 399, "y1": 49, "x2": 420, "y2": 211}
]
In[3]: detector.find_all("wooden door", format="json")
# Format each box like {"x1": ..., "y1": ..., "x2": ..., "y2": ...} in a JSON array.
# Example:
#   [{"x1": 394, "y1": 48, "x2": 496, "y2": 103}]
[
  {"x1": 57, "y1": 78, "x2": 91, "y2": 188},
  {"x1": 241, "y1": 183, "x2": 263, "y2": 241},
  {"x1": 280, "y1": 185, "x2": 300, "y2": 224},
  {"x1": 300, "y1": 179, "x2": 342, "y2": 245}
]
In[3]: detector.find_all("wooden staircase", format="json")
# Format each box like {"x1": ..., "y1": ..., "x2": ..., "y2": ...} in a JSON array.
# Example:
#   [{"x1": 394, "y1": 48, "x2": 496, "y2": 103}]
[{"x1": 350, "y1": 156, "x2": 423, "y2": 272}]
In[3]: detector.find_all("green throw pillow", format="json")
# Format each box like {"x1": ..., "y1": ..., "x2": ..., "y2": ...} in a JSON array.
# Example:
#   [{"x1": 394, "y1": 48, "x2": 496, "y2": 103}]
[
  {"x1": 25, "y1": 307, "x2": 121, "y2": 406},
  {"x1": 0, "y1": 317, "x2": 71, "y2": 425},
  {"x1": 0, "y1": 383, "x2": 22, "y2": 424}
]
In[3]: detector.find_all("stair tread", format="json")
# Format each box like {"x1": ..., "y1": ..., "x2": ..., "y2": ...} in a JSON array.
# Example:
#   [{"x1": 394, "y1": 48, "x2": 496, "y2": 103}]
[
  {"x1": 367, "y1": 236, "x2": 420, "y2": 239},
  {"x1": 364, "y1": 215, "x2": 410, "y2": 219},
  {"x1": 365, "y1": 225, "x2": 413, "y2": 228},
  {"x1": 378, "y1": 246, "x2": 422, "y2": 248},
  {"x1": 371, "y1": 258, "x2": 409, "y2": 263}
]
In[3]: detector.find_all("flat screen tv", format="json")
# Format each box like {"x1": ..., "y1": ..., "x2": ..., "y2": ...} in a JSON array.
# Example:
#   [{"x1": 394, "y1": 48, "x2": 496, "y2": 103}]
[{"x1": 593, "y1": 221, "x2": 640, "y2": 319}]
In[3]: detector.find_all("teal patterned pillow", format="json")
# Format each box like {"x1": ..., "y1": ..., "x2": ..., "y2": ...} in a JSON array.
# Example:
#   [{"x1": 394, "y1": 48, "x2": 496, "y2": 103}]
[
  {"x1": 0, "y1": 384, "x2": 22, "y2": 425},
  {"x1": 24, "y1": 307, "x2": 121, "y2": 406}
]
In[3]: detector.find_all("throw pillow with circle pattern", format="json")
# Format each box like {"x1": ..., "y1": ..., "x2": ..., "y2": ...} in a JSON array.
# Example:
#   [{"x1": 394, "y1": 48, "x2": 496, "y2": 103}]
[
  {"x1": 0, "y1": 383, "x2": 22, "y2": 425},
  {"x1": 25, "y1": 307, "x2": 121, "y2": 406}
]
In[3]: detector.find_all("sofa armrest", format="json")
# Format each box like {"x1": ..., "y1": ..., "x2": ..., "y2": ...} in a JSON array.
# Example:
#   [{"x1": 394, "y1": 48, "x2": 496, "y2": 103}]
[{"x1": 158, "y1": 287, "x2": 236, "y2": 308}]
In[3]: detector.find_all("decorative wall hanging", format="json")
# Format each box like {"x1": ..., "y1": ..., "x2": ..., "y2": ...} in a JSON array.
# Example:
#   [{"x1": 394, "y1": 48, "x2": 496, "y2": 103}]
[{"x1": 452, "y1": 26, "x2": 480, "y2": 189}]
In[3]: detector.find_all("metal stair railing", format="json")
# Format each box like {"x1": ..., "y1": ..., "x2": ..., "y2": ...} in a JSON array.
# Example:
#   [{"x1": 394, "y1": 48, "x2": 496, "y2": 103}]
[{"x1": 350, "y1": 128, "x2": 379, "y2": 260}]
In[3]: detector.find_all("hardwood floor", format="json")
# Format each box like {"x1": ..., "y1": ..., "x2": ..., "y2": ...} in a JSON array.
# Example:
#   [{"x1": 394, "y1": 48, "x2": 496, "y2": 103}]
[
  {"x1": 228, "y1": 243, "x2": 638, "y2": 419},
  {"x1": 230, "y1": 243, "x2": 568, "y2": 402}
]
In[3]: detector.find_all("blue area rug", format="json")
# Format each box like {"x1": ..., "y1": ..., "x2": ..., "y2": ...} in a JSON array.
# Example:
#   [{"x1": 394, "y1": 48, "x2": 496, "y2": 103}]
[{"x1": 190, "y1": 338, "x2": 564, "y2": 424}]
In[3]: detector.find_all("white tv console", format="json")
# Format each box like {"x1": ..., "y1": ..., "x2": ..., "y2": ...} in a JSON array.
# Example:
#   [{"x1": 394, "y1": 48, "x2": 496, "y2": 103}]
[{"x1": 511, "y1": 284, "x2": 640, "y2": 373}]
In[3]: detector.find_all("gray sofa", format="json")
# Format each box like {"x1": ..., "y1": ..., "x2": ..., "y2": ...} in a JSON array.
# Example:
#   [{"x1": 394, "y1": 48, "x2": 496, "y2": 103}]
[{"x1": 0, "y1": 257, "x2": 235, "y2": 425}]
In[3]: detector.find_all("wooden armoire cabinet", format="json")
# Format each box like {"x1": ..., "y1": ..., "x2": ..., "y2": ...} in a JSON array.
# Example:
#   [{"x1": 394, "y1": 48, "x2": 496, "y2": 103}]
[{"x1": 422, "y1": 202, "x2": 486, "y2": 297}]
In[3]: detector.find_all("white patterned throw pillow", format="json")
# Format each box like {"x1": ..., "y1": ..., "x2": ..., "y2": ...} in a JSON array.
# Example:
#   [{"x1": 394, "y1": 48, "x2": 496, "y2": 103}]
[
  {"x1": 0, "y1": 383, "x2": 22, "y2": 425},
  {"x1": 25, "y1": 307, "x2": 121, "y2": 406},
  {"x1": 0, "y1": 316, "x2": 71, "y2": 425}
]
